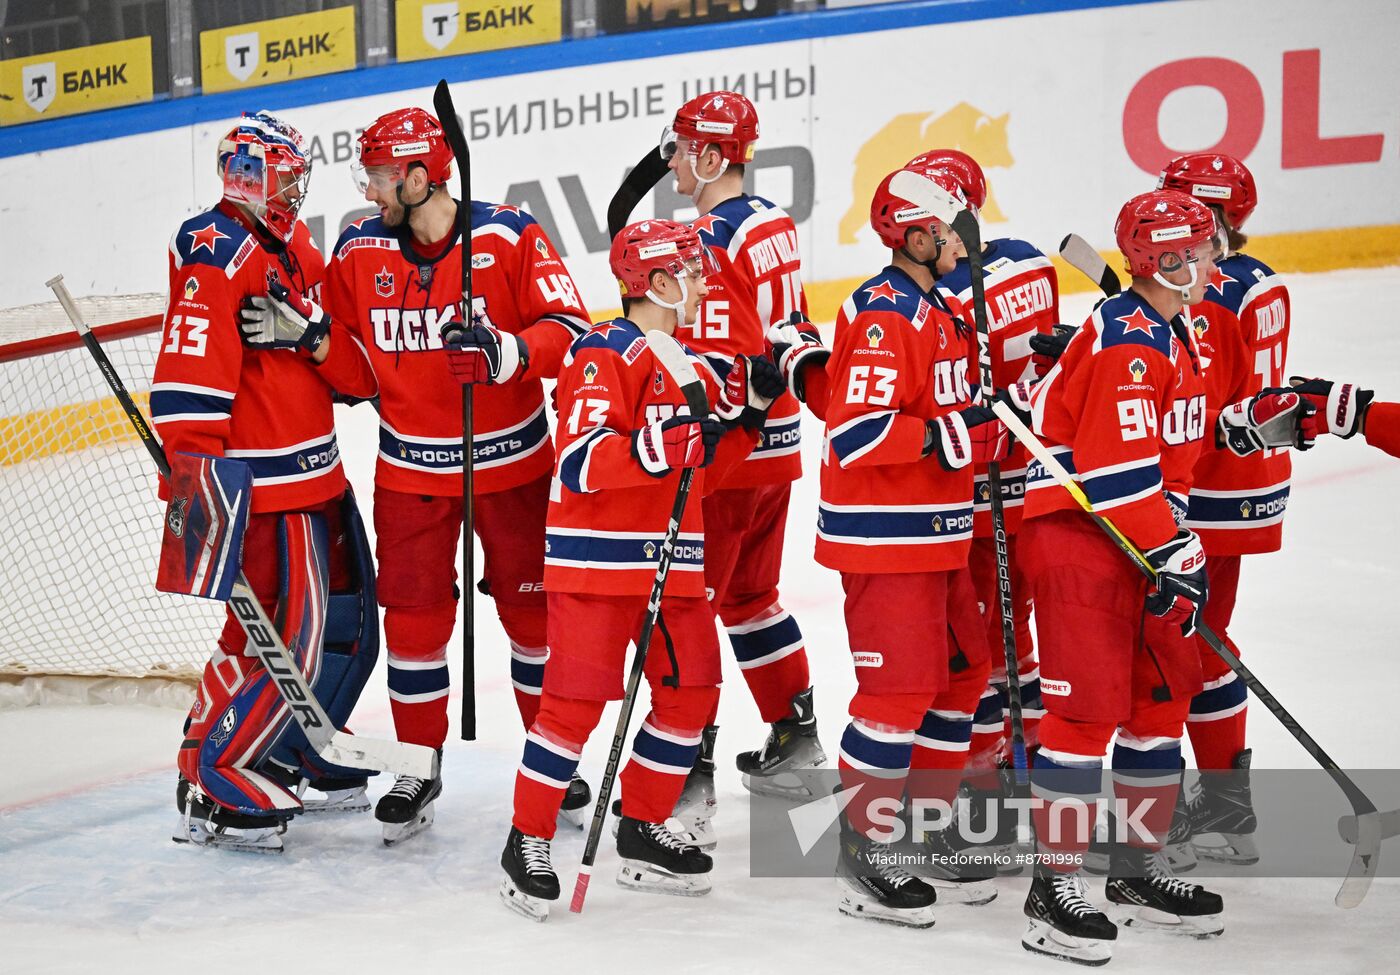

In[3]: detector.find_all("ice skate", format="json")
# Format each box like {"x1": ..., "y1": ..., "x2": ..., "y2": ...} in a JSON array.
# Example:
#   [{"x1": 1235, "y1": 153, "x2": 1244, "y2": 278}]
[
  {"x1": 1106, "y1": 845, "x2": 1224, "y2": 938},
  {"x1": 376, "y1": 764, "x2": 442, "y2": 847},
  {"x1": 1188, "y1": 749, "x2": 1258, "y2": 865},
  {"x1": 1022, "y1": 863, "x2": 1118, "y2": 966},
  {"x1": 911, "y1": 821, "x2": 998, "y2": 905},
  {"x1": 557, "y1": 772, "x2": 592, "y2": 830},
  {"x1": 671, "y1": 725, "x2": 718, "y2": 850},
  {"x1": 500, "y1": 827, "x2": 559, "y2": 922},
  {"x1": 172, "y1": 777, "x2": 287, "y2": 855},
  {"x1": 615, "y1": 816, "x2": 713, "y2": 896},
  {"x1": 836, "y1": 821, "x2": 937, "y2": 929},
  {"x1": 736, "y1": 687, "x2": 828, "y2": 800},
  {"x1": 956, "y1": 773, "x2": 1028, "y2": 875}
]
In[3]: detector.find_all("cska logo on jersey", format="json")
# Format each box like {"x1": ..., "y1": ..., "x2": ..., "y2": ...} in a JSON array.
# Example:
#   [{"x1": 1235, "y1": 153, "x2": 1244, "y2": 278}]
[
  {"x1": 375, "y1": 266, "x2": 395, "y2": 297},
  {"x1": 654, "y1": 369, "x2": 665, "y2": 395},
  {"x1": 866, "y1": 323, "x2": 884, "y2": 348},
  {"x1": 1129, "y1": 357, "x2": 1148, "y2": 382},
  {"x1": 937, "y1": 321, "x2": 947, "y2": 349},
  {"x1": 266, "y1": 267, "x2": 281, "y2": 292},
  {"x1": 582, "y1": 362, "x2": 599, "y2": 384}
]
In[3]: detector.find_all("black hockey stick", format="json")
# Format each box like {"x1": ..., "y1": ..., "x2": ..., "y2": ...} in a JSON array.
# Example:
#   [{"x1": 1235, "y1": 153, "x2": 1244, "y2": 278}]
[
  {"x1": 892, "y1": 170, "x2": 1032, "y2": 783},
  {"x1": 607, "y1": 146, "x2": 669, "y2": 239},
  {"x1": 952, "y1": 206, "x2": 1031, "y2": 785},
  {"x1": 990, "y1": 398, "x2": 1383, "y2": 909},
  {"x1": 1059, "y1": 233, "x2": 1121, "y2": 296},
  {"x1": 47, "y1": 275, "x2": 437, "y2": 780},
  {"x1": 433, "y1": 79, "x2": 477, "y2": 742},
  {"x1": 571, "y1": 329, "x2": 710, "y2": 914}
]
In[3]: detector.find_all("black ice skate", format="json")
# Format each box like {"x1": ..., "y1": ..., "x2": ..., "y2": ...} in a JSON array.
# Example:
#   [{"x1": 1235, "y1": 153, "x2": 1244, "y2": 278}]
[
  {"x1": 911, "y1": 821, "x2": 998, "y2": 905},
  {"x1": 1188, "y1": 749, "x2": 1258, "y2": 865},
  {"x1": 1022, "y1": 863, "x2": 1118, "y2": 966},
  {"x1": 376, "y1": 755, "x2": 442, "y2": 847},
  {"x1": 499, "y1": 827, "x2": 559, "y2": 922},
  {"x1": 557, "y1": 772, "x2": 593, "y2": 830},
  {"x1": 1105, "y1": 844, "x2": 1224, "y2": 938},
  {"x1": 957, "y1": 771, "x2": 1031, "y2": 875},
  {"x1": 736, "y1": 687, "x2": 828, "y2": 800},
  {"x1": 836, "y1": 819, "x2": 937, "y2": 929},
  {"x1": 172, "y1": 777, "x2": 288, "y2": 855},
  {"x1": 672, "y1": 724, "x2": 718, "y2": 850},
  {"x1": 615, "y1": 815, "x2": 713, "y2": 896}
]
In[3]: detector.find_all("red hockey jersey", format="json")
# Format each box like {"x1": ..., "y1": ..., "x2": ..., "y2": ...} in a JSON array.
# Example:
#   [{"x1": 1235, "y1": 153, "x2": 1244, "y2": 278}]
[
  {"x1": 151, "y1": 203, "x2": 375, "y2": 514},
  {"x1": 1025, "y1": 290, "x2": 1208, "y2": 551},
  {"x1": 1184, "y1": 253, "x2": 1292, "y2": 554},
  {"x1": 324, "y1": 202, "x2": 591, "y2": 497},
  {"x1": 544, "y1": 320, "x2": 756, "y2": 597},
  {"x1": 939, "y1": 238, "x2": 1060, "y2": 535},
  {"x1": 816, "y1": 266, "x2": 976, "y2": 574},
  {"x1": 682, "y1": 194, "x2": 807, "y2": 488}
]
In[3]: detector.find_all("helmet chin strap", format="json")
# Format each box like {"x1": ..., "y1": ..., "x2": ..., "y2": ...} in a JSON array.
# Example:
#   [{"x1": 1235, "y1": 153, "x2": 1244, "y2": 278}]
[
  {"x1": 646, "y1": 271, "x2": 691, "y2": 329},
  {"x1": 1154, "y1": 259, "x2": 1198, "y2": 302},
  {"x1": 396, "y1": 177, "x2": 435, "y2": 215},
  {"x1": 687, "y1": 153, "x2": 729, "y2": 206},
  {"x1": 900, "y1": 225, "x2": 946, "y2": 278}
]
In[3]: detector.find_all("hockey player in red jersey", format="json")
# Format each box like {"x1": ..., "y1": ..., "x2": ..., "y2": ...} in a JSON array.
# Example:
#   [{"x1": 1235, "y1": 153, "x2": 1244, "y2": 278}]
[
  {"x1": 659, "y1": 91, "x2": 827, "y2": 829},
  {"x1": 1017, "y1": 191, "x2": 1310, "y2": 963},
  {"x1": 156, "y1": 112, "x2": 382, "y2": 852},
  {"x1": 325, "y1": 107, "x2": 593, "y2": 844},
  {"x1": 499, "y1": 219, "x2": 778, "y2": 920},
  {"x1": 817, "y1": 166, "x2": 1016, "y2": 927},
  {"x1": 1157, "y1": 153, "x2": 1293, "y2": 863}
]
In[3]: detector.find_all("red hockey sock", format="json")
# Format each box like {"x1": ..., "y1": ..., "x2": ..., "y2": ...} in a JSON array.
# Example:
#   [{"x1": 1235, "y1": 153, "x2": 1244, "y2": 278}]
[
  {"x1": 510, "y1": 642, "x2": 548, "y2": 731},
  {"x1": 727, "y1": 607, "x2": 811, "y2": 723}
]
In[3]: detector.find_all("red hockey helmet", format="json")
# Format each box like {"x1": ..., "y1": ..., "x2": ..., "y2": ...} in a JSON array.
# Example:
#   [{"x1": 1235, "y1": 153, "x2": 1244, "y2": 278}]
[
  {"x1": 869, "y1": 165, "x2": 966, "y2": 250},
  {"x1": 1157, "y1": 152, "x2": 1258, "y2": 230},
  {"x1": 217, "y1": 111, "x2": 311, "y2": 243},
  {"x1": 353, "y1": 107, "x2": 453, "y2": 194},
  {"x1": 906, "y1": 149, "x2": 987, "y2": 211},
  {"x1": 661, "y1": 90, "x2": 760, "y2": 166},
  {"x1": 610, "y1": 219, "x2": 713, "y2": 298},
  {"x1": 1115, "y1": 190, "x2": 1217, "y2": 286}
]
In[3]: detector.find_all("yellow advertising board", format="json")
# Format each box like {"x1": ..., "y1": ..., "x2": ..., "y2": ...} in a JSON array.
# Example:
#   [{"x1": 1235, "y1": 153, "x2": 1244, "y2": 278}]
[
  {"x1": 0, "y1": 38, "x2": 153, "y2": 126},
  {"x1": 396, "y1": 1, "x2": 561, "y2": 61},
  {"x1": 200, "y1": 7, "x2": 357, "y2": 94}
]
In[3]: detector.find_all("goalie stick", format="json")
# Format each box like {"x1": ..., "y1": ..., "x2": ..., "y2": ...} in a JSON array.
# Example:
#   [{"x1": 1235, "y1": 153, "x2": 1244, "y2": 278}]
[
  {"x1": 893, "y1": 168, "x2": 1032, "y2": 782},
  {"x1": 607, "y1": 146, "x2": 669, "y2": 238},
  {"x1": 47, "y1": 274, "x2": 438, "y2": 781},
  {"x1": 571, "y1": 330, "x2": 710, "y2": 914},
  {"x1": 432, "y1": 79, "x2": 477, "y2": 742},
  {"x1": 1059, "y1": 233, "x2": 1121, "y2": 296},
  {"x1": 989, "y1": 396, "x2": 1383, "y2": 909}
]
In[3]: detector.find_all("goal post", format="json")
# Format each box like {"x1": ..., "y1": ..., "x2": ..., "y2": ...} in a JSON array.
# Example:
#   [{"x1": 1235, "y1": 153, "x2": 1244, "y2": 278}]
[{"x1": 0, "y1": 293, "x2": 222, "y2": 703}]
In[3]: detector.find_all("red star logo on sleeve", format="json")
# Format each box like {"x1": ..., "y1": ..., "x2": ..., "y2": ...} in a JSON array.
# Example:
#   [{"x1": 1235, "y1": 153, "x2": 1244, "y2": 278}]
[
  {"x1": 592, "y1": 321, "x2": 625, "y2": 339},
  {"x1": 1117, "y1": 307, "x2": 1160, "y2": 338},
  {"x1": 864, "y1": 280, "x2": 908, "y2": 305},
  {"x1": 188, "y1": 221, "x2": 230, "y2": 255},
  {"x1": 490, "y1": 204, "x2": 523, "y2": 218},
  {"x1": 690, "y1": 214, "x2": 723, "y2": 235},
  {"x1": 1206, "y1": 265, "x2": 1233, "y2": 294}
]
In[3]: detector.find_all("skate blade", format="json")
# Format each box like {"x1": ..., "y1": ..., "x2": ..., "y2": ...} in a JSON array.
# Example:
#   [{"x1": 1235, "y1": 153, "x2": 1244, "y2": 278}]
[
  {"x1": 836, "y1": 879, "x2": 935, "y2": 929},
  {"x1": 381, "y1": 801, "x2": 436, "y2": 847},
  {"x1": 302, "y1": 789, "x2": 371, "y2": 816},
  {"x1": 172, "y1": 822, "x2": 284, "y2": 854},
  {"x1": 1191, "y1": 831, "x2": 1258, "y2": 865},
  {"x1": 928, "y1": 877, "x2": 998, "y2": 906},
  {"x1": 1161, "y1": 840, "x2": 1199, "y2": 872},
  {"x1": 1022, "y1": 919, "x2": 1114, "y2": 966},
  {"x1": 616, "y1": 860, "x2": 712, "y2": 897},
  {"x1": 740, "y1": 769, "x2": 823, "y2": 802},
  {"x1": 1119, "y1": 906, "x2": 1223, "y2": 939},
  {"x1": 499, "y1": 877, "x2": 551, "y2": 922}
]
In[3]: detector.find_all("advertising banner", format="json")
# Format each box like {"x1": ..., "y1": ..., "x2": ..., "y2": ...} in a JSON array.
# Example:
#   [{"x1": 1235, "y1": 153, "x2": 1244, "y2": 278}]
[
  {"x1": 0, "y1": 38, "x2": 153, "y2": 126},
  {"x1": 199, "y1": 7, "x2": 357, "y2": 94},
  {"x1": 397, "y1": 1, "x2": 561, "y2": 60}
]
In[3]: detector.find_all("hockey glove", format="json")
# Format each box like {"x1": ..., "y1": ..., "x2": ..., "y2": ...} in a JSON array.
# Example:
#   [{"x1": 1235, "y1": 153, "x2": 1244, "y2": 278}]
[
  {"x1": 766, "y1": 313, "x2": 829, "y2": 402},
  {"x1": 1217, "y1": 388, "x2": 1315, "y2": 456},
  {"x1": 440, "y1": 319, "x2": 528, "y2": 385},
  {"x1": 632, "y1": 414, "x2": 724, "y2": 477},
  {"x1": 716, "y1": 354, "x2": 784, "y2": 430},
  {"x1": 1143, "y1": 529, "x2": 1209, "y2": 637},
  {"x1": 1029, "y1": 323, "x2": 1077, "y2": 379},
  {"x1": 239, "y1": 281, "x2": 331, "y2": 354},
  {"x1": 1290, "y1": 376, "x2": 1374, "y2": 440},
  {"x1": 924, "y1": 404, "x2": 1009, "y2": 471}
]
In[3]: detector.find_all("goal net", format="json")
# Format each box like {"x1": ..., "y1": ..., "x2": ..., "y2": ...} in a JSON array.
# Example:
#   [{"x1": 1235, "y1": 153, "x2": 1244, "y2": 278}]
[{"x1": 0, "y1": 293, "x2": 223, "y2": 700}]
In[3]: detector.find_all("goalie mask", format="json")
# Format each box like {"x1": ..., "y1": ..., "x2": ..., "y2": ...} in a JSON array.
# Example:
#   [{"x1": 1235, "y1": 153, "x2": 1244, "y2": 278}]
[{"x1": 218, "y1": 112, "x2": 311, "y2": 243}]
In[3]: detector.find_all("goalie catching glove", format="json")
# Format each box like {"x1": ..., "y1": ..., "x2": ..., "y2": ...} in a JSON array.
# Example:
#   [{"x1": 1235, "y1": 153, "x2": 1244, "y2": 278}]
[
  {"x1": 715, "y1": 354, "x2": 785, "y2": 430},
  {"x1": 239, "y1": 281, "x2": 331, "y2": 353},
  {"x1": 632, "y1": 414, "x2": 725, "y2": 477},
  {"x1": 1144, "y1": 528, "x2": 1209, "y2": 637},
  {"x1": 1217, "y1": 388, "x2": 1315, "y2": 456},
  {"x1": 441, "y1": 318, "x2": 528, "y2": 385},
  {"x1": 1290, "y1": 376, "x2": 1374, "y2": 440}
]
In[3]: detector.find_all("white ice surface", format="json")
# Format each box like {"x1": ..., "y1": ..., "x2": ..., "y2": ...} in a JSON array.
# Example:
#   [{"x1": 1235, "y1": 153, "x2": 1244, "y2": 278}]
[{"x1": 4, "y1": 267, "x2": 1400, "y2": 973}]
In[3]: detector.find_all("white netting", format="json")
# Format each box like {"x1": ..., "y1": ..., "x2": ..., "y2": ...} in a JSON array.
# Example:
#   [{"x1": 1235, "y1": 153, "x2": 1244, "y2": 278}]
[{"x1": 1, "y1": 295, "x2": 223, "y2": 683}]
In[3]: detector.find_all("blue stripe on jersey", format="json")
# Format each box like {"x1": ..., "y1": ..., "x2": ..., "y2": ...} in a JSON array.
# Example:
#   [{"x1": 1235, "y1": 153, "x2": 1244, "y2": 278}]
[
  {"x1": 1186, "y1": 483, "x2": 1290, "y2": 529},
  {"x1": 544, "y1": 531, "x2": 704, "y2": 572},
  {"x1": 1024, "y1": 446, "x2": 1076, "y2": 491},
  {"x1": 521, "y1": 734, "x2": 581, "y2": 789},
  {"x1": 817, "y1": 503, "x2": 974, "y2": 544},
  {"x1": 379, "y1": 408, "x2": 549, "y2": 473},
  {"x1": 630, "y1": 723, "x2": 702, "y2": 776},
  {"x1": 752, "y1": 413, "x2": 802, "y2": 456},
  {"x1": 839, "y1": 721, "x2": 914, "y2": 772},
  {"x1": 828, "y1": 412, "x2": 895, "y2": 466},
  {"x1": 973, "y1": 466, "x2": 1027, "y2": 510},
  {"x1": 226, "y1": 437, "x2": 341, "y2": 484},
  {"x1": 150, "y1": 388, "x2": 235, "y2": 420},
  {"x1": 557, "y1": 427, "x2": 614, "y2": 494},
  {"x1": 1080, "y1": 459, "x2": 1162, "y2": 510}
]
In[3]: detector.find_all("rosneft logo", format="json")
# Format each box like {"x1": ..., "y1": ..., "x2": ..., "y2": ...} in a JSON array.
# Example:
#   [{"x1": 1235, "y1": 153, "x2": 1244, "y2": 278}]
[
  {"x1": 1129, "y1": 357, "x2": 1148, "y2": 383},
  {"x1": 1240, "y1": 499, "x2": 1252, "y2": 518},
  {"x1": 866, "y1": 323, "x2": 884, "y2": 348},
  {"x1": 582, "y1": 362, "x2": 598, "y2": 384}
]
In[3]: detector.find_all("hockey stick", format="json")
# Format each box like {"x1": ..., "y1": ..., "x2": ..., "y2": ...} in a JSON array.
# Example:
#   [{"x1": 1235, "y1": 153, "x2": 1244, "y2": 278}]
[
  {"x1": 1059, "y1": 233, "x2": 1121, "y2": 297},
  {"x1": 952, "y1": 207, "x2": 1031, "y2": 785},
  {"x1": 989, "y1": 397, "x2": 1383, "y2": 908},
  {"x1": 433, "y1": 79, "x2": 477, "y2": 742},
  {"x1": 47, "y1": 274, "x2": 438, "y2": 780},
  {"x1": 607, "y1": 146, "x2": 669, "y2": 238},
  {"x1": 1340, "y1": 807, "x2": 1400, "y2": 844},
  {"x1": 571, "y1": 330, "x2": 711, "y2": 914}
]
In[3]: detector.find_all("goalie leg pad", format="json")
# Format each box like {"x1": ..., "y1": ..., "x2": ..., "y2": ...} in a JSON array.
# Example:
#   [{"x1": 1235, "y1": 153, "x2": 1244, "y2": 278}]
[{"x1": 156, "y1": 452, "x2": 253, "y2": 602}]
